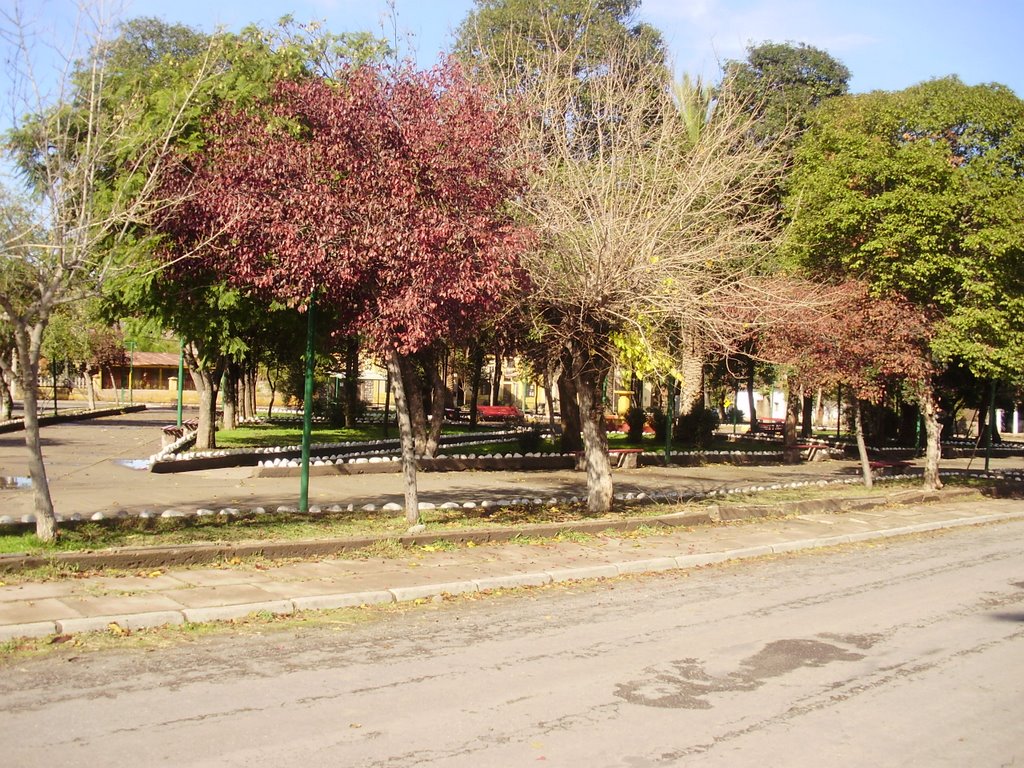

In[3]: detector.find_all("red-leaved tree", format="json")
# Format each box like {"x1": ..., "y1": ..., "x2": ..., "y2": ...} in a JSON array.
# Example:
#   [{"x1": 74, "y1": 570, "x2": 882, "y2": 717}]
[
  {"x1": 762, "y1": 281, "x2": 939, "y2": 488},
  {"x1": 159, "y1": 60, "x2": 529, "y2": 522}
]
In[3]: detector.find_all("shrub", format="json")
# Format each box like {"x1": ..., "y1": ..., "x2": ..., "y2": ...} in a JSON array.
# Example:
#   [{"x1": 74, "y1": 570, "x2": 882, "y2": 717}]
[
  {"x1": 674, "y1": 407, "x2": 720, "y2": 448},
  {"x1": 723, "y1": 405, "x2": 746, "y2": 425},
  {"x1": 624, "y1": 406, "x2": 647, "y2": 444},
  {"x1": 519, "y1": 427, "x2": 543, "y2": 453},
  {"x1": 650, "y1": 407, "x2": 668, "y2": 443}
]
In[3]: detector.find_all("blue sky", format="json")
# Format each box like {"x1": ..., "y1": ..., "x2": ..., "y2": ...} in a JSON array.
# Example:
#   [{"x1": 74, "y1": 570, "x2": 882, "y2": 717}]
[{"x1": 120, "y1": 0, "x2": 1024, "y2": 96}]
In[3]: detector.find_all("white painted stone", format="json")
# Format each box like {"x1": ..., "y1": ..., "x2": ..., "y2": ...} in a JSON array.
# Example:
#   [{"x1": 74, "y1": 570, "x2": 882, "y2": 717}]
[
  {"x1": 361, "y1": 503, "x2": 377, "y2": 512},
  {"x1": 90, "y1": 512, "x2": 105, "y2": 521},
  {"x1": 441, "y1": 502, "x2": 460, "y2": 509},
  {"x1": 382, "y1": 502, "x2": 403, "y2": 512},
  {"x1": 462, "y1": 501, "x2": 477, "y2": 509},
  {"x1": 162, "y1": 509, "x2": 186, "y2": 518}
]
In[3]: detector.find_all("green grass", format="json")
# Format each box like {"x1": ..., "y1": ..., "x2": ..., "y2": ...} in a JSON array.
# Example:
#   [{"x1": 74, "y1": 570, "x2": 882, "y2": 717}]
[
  {"x1": 606, "y1": 432, "x2": 785, "y2": 452},
  {"x1": 210, "y1": 421, "x2": 503, "y2": 450},
  {"x1": 211, "y1": 422, "x2": 784, "y2": 455}
]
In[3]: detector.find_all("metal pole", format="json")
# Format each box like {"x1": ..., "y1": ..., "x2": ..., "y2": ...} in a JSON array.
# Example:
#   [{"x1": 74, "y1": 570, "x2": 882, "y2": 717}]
[
  {"x1": 176, "y1": 338, "x2": 185, "y2": 427},
  {"x1": 664, "y1": 380, "x2": 674, "y2": 465},
  {"x1": 836, "y1": 384, "x2": 842, "y2": 439},
  {"x1": 299, "y1": 292, "x2": 316, "y2": 514},
  {"x1": 383, "y1": 367, "x2": 391, "y2": 440},
  {"x1": 733, "y1": 384, "x2": 739, "y2": 435},
  {"x1": 128, "y1": 340, "x2": 135, "y2": 406}
]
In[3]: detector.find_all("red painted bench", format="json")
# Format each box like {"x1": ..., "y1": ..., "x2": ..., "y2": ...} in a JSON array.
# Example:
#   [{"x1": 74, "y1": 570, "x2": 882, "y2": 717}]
[{"x1": 475, "y1": 405, "x2": 524, "y2": 424}]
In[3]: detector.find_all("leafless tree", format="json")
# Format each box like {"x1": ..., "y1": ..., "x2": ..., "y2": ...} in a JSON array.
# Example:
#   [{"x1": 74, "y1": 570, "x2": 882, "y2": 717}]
[
  {"x1": 0, "y1": 1, "x2": 213, "y2": 540},
  {"x1": 476, "y1": 26, "x2": 793, "y2": 512}
]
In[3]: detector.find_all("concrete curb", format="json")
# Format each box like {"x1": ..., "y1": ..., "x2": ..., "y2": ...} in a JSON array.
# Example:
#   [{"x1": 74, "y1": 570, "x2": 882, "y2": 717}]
[
  {"x1": 3, "y1": 509, "x2": 1022, "y2": 643},
  {"x1": 0, "y1": 404, "x2": 147, "y2": 434}
]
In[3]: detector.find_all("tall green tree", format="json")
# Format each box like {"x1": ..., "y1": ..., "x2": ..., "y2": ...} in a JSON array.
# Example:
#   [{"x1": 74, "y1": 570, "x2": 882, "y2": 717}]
[
  {"x1": 103, "y1": 16, "x2": 390, "y2": 449},
  {"x1": 724, "y1": 41, "x2": 850, "y2": 147},
  {"x1": 455, "y1": 0, "x2": 665, "y2": 89},
  {"x1": 784, "y1": 76, "x2": 1024, "y2": 486}
]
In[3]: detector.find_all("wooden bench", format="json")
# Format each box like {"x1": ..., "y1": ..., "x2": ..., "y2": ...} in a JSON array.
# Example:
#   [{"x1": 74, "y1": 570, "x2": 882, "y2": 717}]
[
  {"x1": 161, "y1": 419, "x2": 198, "y2": 447},
  {"x1": 868, "y1": 459, "x2": 913, "y2": 473},
  {"x1": 796, "y1": 443, "x2": 827, "y2": 461},
  {"x1": 609, "y1": 447, "x2": 644, "y2": 468},
  {"x1": 476, "y1": 405, "x2": 524, "y2": 424},
  {"x1": 574, "y1": 448, "x2": 644, "y2": 469}
]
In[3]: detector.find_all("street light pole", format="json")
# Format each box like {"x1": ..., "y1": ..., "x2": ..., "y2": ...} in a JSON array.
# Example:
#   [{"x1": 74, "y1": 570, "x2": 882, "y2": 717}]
[
  {"x1": 127, "y1": 340, "x2": 136, "y2": 406},
  {"x1": 299, "y1": 291, "x2": 316, "y2": 514},
  {"x1": 176, "y1": 338, "x2": 185, "y2": 427},
  {"x1": 664, "y1": 379, "x2": 674, "y2": 465}
]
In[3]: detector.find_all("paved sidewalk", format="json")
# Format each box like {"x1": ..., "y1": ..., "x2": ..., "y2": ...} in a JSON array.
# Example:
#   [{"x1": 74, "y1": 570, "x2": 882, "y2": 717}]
[{"x1": 2, "y1": 493, "x2": 1022, "y2": 642}]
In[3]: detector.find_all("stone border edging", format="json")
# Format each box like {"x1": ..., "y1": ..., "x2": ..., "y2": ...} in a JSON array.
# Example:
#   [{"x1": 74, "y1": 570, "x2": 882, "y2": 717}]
[
  {"x1": 0, "y1": 404, "x2": 146, "y2": 434},
  {"x1": 5, "y1": 501, "x2": 1021, "y2": 642},
  {"x1": 149, "y1": 429, "x2": 527, "y2": 473}
]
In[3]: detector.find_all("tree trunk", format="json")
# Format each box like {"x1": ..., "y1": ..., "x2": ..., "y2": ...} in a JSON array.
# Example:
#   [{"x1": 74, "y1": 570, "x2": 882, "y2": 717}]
[
  {"x1": 574, "y1": 350, "x2": 613, "y2": 513},
  {"x1": 343, "y1": 336, "x2": 360, "y2": 428},
  {"x1": 746, "y1": 355, "x2": 758, "y2": 433},
  {"x1": 783, "y1": 377, "x2": 800, "y2": 448},
  {"x1": 222, "y1": 361, "x2": 239, "y2": 431},
  {"x1": 84, "y1": 365, "x2": 97, "y2": 410},
  {"x1": 22, "y1": 377, "x2": 58, "y2": 540},
  {"x1": 425, "y1": 350, "x2": 447, "y2": 457},
  {"x1": 237, "y1": 360, "x2": 250, "y2": 421},
  {"x1": 0, "y1": 365, "x2": 13, "y2": 421},
  {"x1": 187, "y1": 346, "x2": 224, "y2": 451},
  {"x1": 108, "y1": 368, "x2": 119, "y2": 400},
  {"x1": 853, "y1": 396, "x2": 873, "y2": 488},
  {"x1": 814, "y1": 387, "x2": 824, "y2": 427},
  {"x1": 544, "y1": 365, "x2": 558, "y2": 437},
  {"x1": 557, "y1": 362, "x2": 583, "y2": 453},
  {"x1": 266, "y1": 365, "x2": 278, "y2": 419},
  {"x1": 920, "y1": 383, "x2": 943, "y2": 490},
  {"x1": 5, "y1": 323, "x2": 59, "y2": 540},
  {"x1": 387, "y1": 348, "x2": 419, "y2": 525},
  {"x1": 490, "y1": 350, "x2": 502, "y2": 406},
  {"x1": 800, "y1": 390, "x2": 814, "y2": 438},
  {"x1": 195, "y1": 375, "x2": 218, "y2": 450},
  {"x1": 399, "y1": 353, "x2": 428, "y2": 455},
  {"x1": 248, "y1": 365, "x2": 257, "y2": 421},
  {"x1": 468, "y1": 343, "x2": 484, "y2": 429}
]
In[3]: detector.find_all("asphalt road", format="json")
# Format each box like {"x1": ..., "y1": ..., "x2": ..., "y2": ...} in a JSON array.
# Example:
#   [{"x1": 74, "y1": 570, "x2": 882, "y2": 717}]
[{"x1": 1, "y1": 520, "x2": 1021, "y2": 767}]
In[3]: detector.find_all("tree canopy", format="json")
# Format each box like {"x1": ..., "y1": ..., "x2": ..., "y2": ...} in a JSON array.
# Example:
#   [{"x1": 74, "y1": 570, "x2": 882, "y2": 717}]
[
  {"x1": 784, "y1": 76, "x2": 1024, "y2": 383},
  {"x1": 724, "y1": 40, "x2": 850, "y2": 146},
  {"x1": 157, "y1": 61, "x2": 528, "y2": 355},
  {"x1": 454, "y1": 0, "x2": 665, "y2": 91}
]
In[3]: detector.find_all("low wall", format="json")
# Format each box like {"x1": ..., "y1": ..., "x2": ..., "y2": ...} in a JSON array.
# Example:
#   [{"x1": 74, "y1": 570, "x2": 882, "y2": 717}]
[{"x1": 0, "y1": 404, "x2": 147, "y2": 434}]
